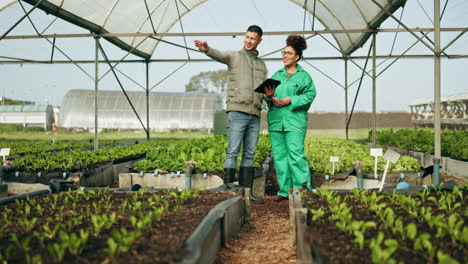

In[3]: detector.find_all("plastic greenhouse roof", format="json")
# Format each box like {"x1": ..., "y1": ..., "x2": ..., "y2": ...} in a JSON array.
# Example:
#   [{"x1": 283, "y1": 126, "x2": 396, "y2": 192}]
[
  {"x1": 0, "y1": 104, "x2": 50, "y2": 112},
  {"x1": 409, "y1": 93, "x2": 468, "y2": 106},
  {"x1": 3, "y1": 0, "x2": 406, "y2": 58},
  {"x1": 59, "y1": 89, "x2": 222, "y2": 129}
]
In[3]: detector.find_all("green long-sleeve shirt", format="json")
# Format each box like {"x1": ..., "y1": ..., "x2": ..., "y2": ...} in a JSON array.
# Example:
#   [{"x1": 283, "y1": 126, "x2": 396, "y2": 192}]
[{"x1": 267, "y1": 64, "x2": 317, "y2": 133}]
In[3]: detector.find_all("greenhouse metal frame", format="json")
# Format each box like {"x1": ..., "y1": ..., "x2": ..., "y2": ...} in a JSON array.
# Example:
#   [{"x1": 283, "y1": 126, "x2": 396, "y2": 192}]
[{"x1": 1, "y1": 0, "x2": 467, "y2": 184}]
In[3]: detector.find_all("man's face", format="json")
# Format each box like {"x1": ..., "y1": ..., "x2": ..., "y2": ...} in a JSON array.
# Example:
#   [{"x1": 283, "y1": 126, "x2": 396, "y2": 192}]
[{"x1": 244, "y1": 31, "x2": 262, "y2": 51}]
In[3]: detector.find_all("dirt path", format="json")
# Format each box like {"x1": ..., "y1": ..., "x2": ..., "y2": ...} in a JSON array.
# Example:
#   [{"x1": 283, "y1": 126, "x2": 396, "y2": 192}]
[{"x1": 215, "y1": 196, "x2": 296, "y2": 264}]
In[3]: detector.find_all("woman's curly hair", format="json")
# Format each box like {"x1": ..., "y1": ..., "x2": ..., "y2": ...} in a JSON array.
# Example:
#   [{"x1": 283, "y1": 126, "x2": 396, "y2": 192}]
[{"x1": 286, "y1": 34, "x2": 307, "y2": 61}]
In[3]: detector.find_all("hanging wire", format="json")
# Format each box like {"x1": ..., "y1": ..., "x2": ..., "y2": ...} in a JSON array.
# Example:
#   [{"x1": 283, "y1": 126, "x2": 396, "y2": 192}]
[
  {"x1": 260, "y1": 34, "x2": 317, "y2": 58},
  {"x1": 311, "y1": 0, "x2": 317, "y2": 31},
  {"x1": 250, "y1": 0, "x2": 266, "y2": 26},
  {"x1": 0, "y1": 0, "x2": 45, "y2": 41},
  {"x1": 0, "y1": 55, "x2": 43, "y2": 63},
  {"x1": 16, "y1": 1, "x2": 93, "y2": 80},
  {"x1": 389, "y1": 6, "x2": 405, "y2": 55},
  {"x1": 174, "y1": 0, "x2": 191, "y2": 60},
  {"x1": 416, "y1": 0, "x2": 434, "y2": 25},
  {"x1": 150, "y1": 61, "x2": 188, "y2": 91},
  {"x1": 440, "y1": 0, "x2": 449, "y2": 20},
  {"x1": 302, "y1": 0, "x2": 308, "y2": 35},
  {"x1": 114, "y1": 67, "x2": 146, "y2": 90},
  {"x1": 98, "y1": 42, "x2": 148, "y2": 134},
  {"x1": 303, "y1": 60, "x2": 344, "y2": 89},
  {"x1": 148, "y1": 35, "x2": 199, "y2": 52},
  {"x1": 378, "y1": 31, "x2": 432, "y2": 78},
  {"x1": 41, "y1": 17, "x2": 59, "y2": 35},
  {"x1": 143, "y1": 0, "x2": 158, "y2": 34},
  {"x1": 346, "y1": 42, "x2": 373, "y2": 129},
  {"x1": 99, "y1": 35, "x2": 151, "y2": 81}
]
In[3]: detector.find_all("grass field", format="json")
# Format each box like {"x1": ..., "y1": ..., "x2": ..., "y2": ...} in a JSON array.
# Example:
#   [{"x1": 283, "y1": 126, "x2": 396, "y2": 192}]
[
  {"x1": 1, "y1": 122, "x2": 409, "y2": 142},
  {"x1": 0, "y1": 128, "x2": 382, "y2": 143}
]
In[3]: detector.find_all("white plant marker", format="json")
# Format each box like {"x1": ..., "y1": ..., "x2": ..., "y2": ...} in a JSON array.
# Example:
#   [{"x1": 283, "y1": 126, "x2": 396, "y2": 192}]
[
  {"x1": 370, "y1": 148, "x2": 383, "y2": 179},
  {"x1": 379, "y1": 149, "x2": 401, "y2": 191},
  {"x1": 0, "y1": 148, "x2": 10, "y2": 163},
  {"x1": 330, "y1": 156, "x2": 339, "y2": 175}
]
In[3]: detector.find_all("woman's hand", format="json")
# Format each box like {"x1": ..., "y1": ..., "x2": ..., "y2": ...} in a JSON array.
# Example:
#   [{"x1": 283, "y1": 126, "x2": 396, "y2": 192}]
[
  {"x1": 272, "y1": 97, "x2": 282, "y2": 107},
  {"x1": 264, "y1": 86, "x2": 275, "y2": 96},
  {"x1": 280, "y1": 96, "x2": 291, "y2": 106},
  {"x1": 272, "y1": 96, "x2": 291, "y2": 107}
]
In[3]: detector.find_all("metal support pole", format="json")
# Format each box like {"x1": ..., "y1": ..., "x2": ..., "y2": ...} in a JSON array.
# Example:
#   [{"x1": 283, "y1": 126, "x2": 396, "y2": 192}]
[
  {"x1": 344, "y1": 58, "x2": 349, "y2": 140},
  {"x1": 433, "y1": 0, "x2": 441, "y2": 185},
  {"x1": 372, "y1": 32, "x2": 377, "y2": 148},
  {"x1": 94, "y1": 37, "x2": 99, "y2": 150},
  {"x1": 146, "y1": 61, "x2": 150, "y2": 141}
]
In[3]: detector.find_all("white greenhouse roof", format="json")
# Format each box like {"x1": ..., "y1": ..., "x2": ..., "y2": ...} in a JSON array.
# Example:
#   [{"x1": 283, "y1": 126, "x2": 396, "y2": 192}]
[
  {"x1": 4, "y1": 0, "x2": 406, "y2": 58},
  {"x1": 0, "y1": 104, "x2": 51, "y2": 112},
  {"x1": 409, "y1": 93, "x2": 468, "y2": 106}
]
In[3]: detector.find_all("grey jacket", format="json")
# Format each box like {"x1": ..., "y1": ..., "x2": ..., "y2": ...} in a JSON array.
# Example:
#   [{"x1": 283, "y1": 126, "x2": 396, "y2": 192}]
[{"x1": 205, "y1": 46, "x2": 267, "y2": 117}]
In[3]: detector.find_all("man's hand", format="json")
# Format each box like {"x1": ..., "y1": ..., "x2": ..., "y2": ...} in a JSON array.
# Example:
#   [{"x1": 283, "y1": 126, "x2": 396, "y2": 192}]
[{"x1": 194, "y1": 40, "x2": 208, "y2": 51}]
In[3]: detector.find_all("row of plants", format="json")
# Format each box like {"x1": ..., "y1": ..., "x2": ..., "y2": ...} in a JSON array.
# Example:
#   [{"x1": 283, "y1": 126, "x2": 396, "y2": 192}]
[
  {"x1": 304, "y1": 138, "x2": 420, "y2": 174},
  {"x1": 0, "y1": 187, "x2": 232, "y2": 263},
  {"x1": 12, "y1": 142, "x2": 160, "y2": 172},
  {"x1": 134, "y1": 136, "x2": 419, "y2": 175},
  {"x1": 132, "y1": 135, "x2": 272, "y2": 173},
  {"x1": 0, "y1": 139, "x2": 122, "y2": 157},
  {"x1": 369, "y1": 128, "x2": 468, "y2": 160},
  {"x1": 302, "y1": 186, "x2": 467, "y2": 263},
  {"x1": 6, "y1": 135, "x2": 419, "y2": 174}
]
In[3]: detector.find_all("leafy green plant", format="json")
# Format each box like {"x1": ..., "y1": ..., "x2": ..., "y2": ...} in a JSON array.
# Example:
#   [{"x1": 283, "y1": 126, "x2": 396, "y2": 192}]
[
  {"x1": 105, "y1": 228, "x2": 142, "y2": 261},
  {"x1": 369, "y1": 232, "x2": 399, "y2": 264},
  {"x1": 371, "y1": 128, "x2": 468, "y2": 160}
]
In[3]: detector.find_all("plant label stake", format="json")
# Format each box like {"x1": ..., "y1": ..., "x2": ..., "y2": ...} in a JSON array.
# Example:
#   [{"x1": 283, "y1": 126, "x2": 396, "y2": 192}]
[
  {"x1": 370, "y1": 148, "x2": 383, "y2": 179},
  {"x1": 329, "y1": 156, "x2": 339, "y2": 175},
  {"x1": 379, "y1": 149, "x2": 401, "y2": 191},
  {"x1": 0, "y1": 148, "x2": 10, "y2": 163}
]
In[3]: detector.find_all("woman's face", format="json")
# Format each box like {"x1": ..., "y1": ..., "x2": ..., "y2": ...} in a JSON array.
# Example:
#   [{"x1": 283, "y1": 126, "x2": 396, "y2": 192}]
[{"x1": 282, "y1": 46, "x2": 299, "y2": 67}]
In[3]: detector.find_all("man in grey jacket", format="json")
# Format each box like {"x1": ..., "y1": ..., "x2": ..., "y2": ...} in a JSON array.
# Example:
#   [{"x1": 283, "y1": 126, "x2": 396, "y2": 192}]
[{"x1": 194, "y1": 25, "x2": 266, "y2": 204}]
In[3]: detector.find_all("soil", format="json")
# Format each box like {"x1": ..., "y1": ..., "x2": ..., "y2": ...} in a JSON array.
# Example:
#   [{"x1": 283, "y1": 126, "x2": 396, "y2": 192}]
[
  {"x1": 215, "y1": 196, "x2": 296, "y2": 264},
  {"x1": 301, "y1": 188, "x2": 468, "y2": 263},
  {"x1": 0, "y1": 190, "x2": 237, "y2": 263}
]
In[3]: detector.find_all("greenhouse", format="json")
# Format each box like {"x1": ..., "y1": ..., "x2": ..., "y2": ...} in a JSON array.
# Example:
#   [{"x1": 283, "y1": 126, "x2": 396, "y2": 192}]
[
  {"x1": 0, "y1": 104, "x2": 54, "y2": 129},
  {"x1": 410, "y1": 92, "x2": 468, "y2": 129},
  {"x1": 0, "y1": 0, "x2": 467, "y2": 263},
  {"x1": 59, "y1": 89, "x2": 222, "y2": 130}
]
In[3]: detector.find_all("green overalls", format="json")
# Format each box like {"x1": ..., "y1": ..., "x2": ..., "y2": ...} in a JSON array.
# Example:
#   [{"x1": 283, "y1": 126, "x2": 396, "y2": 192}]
[{"x1": 267, "y1": 64, "x2": 317, "y2": 197}]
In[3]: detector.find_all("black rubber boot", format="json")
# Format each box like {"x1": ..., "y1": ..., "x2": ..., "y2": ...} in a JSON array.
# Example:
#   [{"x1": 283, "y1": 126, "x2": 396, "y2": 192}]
[
  {"x1": 239, "y1": 167, "x2": 264, "y2": 204},
  {"x1": 223, "y1": 168, "x2": 236, "y2": 184},
  {"x1": 222, "y1": 168, "x2": 242, "y2": 192}
]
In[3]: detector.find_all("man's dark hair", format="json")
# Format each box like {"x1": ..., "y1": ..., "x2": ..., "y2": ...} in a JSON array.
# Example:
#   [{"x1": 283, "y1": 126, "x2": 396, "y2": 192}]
[{"x1": 247, "y1": 25, "x2": 263, "y2": 37}]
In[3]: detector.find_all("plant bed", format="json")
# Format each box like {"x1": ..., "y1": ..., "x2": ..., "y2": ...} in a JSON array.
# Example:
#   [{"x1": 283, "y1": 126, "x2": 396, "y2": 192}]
[
  {"x1": 295, "y1": 186, "x2": 468, "y2": 263},
  {"x1": 0, "y1": 189, "x2": 240, "y2": 263}
]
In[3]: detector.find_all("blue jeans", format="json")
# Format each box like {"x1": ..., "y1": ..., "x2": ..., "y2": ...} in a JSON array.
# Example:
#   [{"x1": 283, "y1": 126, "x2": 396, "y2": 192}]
[{"x1": 224, "y1": 111, "x2": 261, "y2": 168}]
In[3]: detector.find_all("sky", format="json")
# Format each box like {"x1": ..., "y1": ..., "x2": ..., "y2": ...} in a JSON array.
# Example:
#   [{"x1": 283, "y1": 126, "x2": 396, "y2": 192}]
[{"x1": 0, "y1": 0, "x2": 467, "y2": 113}]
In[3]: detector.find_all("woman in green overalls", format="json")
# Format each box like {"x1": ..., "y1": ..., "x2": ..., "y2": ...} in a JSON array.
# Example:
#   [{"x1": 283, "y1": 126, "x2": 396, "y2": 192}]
[{"x1": 265, "y1": 35, "x2": 317, "y2": 202}]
